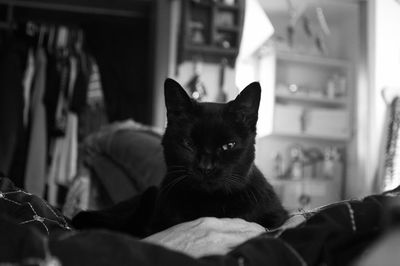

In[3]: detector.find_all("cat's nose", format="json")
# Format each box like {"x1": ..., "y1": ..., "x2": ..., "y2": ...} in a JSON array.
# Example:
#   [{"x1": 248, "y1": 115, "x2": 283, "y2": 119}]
[
  {"x1": 199, "y1": 167, "x2": 213, "y2": 175},
  {"x1": 198, "y1": 159, "x2": 214, "y2": 175}
]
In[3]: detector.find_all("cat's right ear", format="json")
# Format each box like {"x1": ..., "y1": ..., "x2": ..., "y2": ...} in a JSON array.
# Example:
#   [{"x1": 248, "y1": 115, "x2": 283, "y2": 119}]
[{"x1": 164, "y1": 78, "x2": 193, "y2": 118}]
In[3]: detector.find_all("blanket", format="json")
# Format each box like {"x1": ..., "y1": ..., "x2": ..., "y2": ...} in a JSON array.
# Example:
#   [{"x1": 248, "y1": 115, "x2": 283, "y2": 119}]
[{"x1": 0, "y1": 176, "x2": 398, "y2": 266}]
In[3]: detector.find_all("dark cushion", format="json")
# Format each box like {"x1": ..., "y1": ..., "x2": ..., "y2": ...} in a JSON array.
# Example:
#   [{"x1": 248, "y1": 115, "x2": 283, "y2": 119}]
[{"x1": 82, "y1": 121, "x2": 166, "y2": 204}]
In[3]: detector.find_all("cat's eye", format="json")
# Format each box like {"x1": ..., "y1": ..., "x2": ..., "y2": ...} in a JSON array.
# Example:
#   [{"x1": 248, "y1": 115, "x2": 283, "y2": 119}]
[
  {"x1": 183, "y1": 138, "x2": 194, "y2": 150},
  {"x1": 221, "y1": 142, "x2": 236, "y2": 151}
]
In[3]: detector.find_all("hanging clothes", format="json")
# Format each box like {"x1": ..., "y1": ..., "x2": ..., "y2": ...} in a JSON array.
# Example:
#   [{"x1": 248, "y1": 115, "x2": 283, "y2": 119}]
[
  {"x1": 24, "y1": 47, "x2": 48, "y2": 197},
  {"x1": 78, "y1": 58, "x2": 108, "y2": 139},
  {"x1": 0, "y1": 33, "x2": 26, "y2": 178},
  {"x1": 47, "y1": 55, "x2": 79, "y2": 205},
  {"x1": 44, "y1": 52, "x2": 64, "y2": 139},
  {"x1": 47, "y1": 113, "x2": 78, "y2": 205},
  {"x1": 64, "y1": 57, "x2": 79, "y2": 184},
  {"x1": 70, "y1": 52, "x2": 90, "y2": 114},
  {"x1": 22, "y1": 49, "x2": 35, "y2": 128},
  {"x1": 0, "y1": 23, "x2": 101, "y2": 204}
]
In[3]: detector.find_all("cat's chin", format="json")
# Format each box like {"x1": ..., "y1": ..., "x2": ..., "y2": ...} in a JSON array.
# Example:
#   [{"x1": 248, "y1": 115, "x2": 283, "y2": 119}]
[{"x1": 190, "y1": 177, "x2": 246, "y2": 192}]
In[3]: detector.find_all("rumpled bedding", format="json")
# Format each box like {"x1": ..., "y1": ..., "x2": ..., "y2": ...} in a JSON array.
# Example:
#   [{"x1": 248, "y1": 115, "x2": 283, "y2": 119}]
[
  {"x1": 62, "y1": 119, "x2": 166, "y2": 218},
  {"x1": 0, "y1": 176, "x2": 399, "y2": 266}
]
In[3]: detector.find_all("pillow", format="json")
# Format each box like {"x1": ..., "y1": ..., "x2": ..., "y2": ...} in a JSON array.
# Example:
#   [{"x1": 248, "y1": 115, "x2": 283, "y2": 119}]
[
  {"x1": 0, "y1": 177, "x2": 71, "y2": 236},
  {"x1": 81, "y1": 120, "x2": 166, "y2": 204}
]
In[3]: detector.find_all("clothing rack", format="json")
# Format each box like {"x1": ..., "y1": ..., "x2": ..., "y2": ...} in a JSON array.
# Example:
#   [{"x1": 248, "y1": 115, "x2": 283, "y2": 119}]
[{"x1": 0, "y1": 0, "x2": 149, "y2": 19}]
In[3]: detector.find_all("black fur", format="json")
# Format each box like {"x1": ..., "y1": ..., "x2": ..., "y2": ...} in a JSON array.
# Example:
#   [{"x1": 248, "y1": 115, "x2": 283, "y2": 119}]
[
  {"x1": 152, "y1": 79, "x2": 287, "y2": 232},
  {"x1": 72, "y1": 78, "x2": 288, "y2": 236}
]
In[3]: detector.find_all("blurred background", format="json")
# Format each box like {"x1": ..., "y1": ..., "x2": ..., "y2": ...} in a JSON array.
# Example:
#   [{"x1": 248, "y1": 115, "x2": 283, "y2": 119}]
[{"x1": 0, "y1": 0, "x2": 399, "y2": 215}]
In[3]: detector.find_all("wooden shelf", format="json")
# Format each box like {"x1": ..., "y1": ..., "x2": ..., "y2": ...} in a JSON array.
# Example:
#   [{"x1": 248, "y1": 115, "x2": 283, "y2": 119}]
[
  {"x1": 179, "y1": 0, "x2": 244, "y2": 66},
  {"x1": 270, "y1": 132, "x2": 349, "y2": 142},
  {"x1": 190, "y1": 0, "x2": 212, "y2": 7},
  {"x1": 271, "y1": 178, "x2": 335, "y2": 184},
  {"x1": 275, "y1": 93, "x2": 347, "y2": 108},
  {"x1": 189, "y1": 1, "x2": 239, "y2": 10},
  {"x1": 0, "y1": 0, "x2": 150, "y2": 18},
  {"x1": 276, "y1": 51, "x2": 350, "y2": 68},
  {"x1": 216, "y1": 25, "x2": 240, "y2": 32},
  {"x1": 183, "y1": 44, "x2": 238, "y2": 55},
  {"x1": 216, "y1": 3, "x2": 240, "y2": 10}
]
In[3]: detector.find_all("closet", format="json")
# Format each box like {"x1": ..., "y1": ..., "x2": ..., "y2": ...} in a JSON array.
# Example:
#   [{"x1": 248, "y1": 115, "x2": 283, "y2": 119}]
[{"x1": 0, "y1": 0, "x2": 156, "y2": 202}]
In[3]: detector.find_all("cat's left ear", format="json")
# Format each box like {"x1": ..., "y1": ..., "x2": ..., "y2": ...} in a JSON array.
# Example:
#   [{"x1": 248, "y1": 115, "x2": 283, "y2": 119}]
[
  {"x1": 164, "y1": 78, "x2": 193, "y2": 119},
  {"x1": 229, "y1": 82, "x2": 261, "y2": 127}
]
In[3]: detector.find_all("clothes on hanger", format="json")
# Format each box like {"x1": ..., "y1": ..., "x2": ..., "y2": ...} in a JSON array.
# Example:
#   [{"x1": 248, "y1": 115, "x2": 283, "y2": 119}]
[
  {"x1": 22, "y1": 49, "x2": 35, "y2": 127},
  {"x1": 0, "y1": 33, "x2": 26, "y2": 181},
  {"x1": 47, "y1": 56, "x2": 79, "y2": 205},
  {"x1": 0, "y1": 23, "x2": 103, "y2": 203},
  {"x1": 78, "y1": 58, "x2": 108, "y2": 140},
  {"x1": 24, "y1": 47, "x2": 48, "y2": 196}
]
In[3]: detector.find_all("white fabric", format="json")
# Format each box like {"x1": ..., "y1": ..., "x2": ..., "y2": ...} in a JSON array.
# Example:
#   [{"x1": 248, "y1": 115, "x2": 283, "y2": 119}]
[
  {"x1": 22, "y1": 49, "x2": 35, "y2": 127},
  {"x1": 24, "y1": 48, "x2": 47, "y2": 197},
  {"x1": 47, "y1": 57, "x2": 79, "y2": 205}
]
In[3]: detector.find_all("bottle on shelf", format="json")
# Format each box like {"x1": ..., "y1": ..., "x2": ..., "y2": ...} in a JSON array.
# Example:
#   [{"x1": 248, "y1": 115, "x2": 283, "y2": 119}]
[
  {"x1": 273, "y1": 153, "x2": 285, "y2": 179},
  {"x1": 288, "y1": 145, "x2": 304, "y2": 180}
]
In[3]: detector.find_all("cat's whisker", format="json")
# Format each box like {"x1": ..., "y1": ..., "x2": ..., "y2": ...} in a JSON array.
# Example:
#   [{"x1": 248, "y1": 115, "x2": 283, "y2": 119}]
[
  {"x1": 221, "y1": 204, "x2": 226, "y2": 215},
  {"x1": 164, "y1": 177, "x2": 187, "y2": 197},
  {"x1": 248, "y1": 190, "x2": 259, "y2": 205},
  {"x1": 225, "y1": 176, "x2": 243, "y2": 187},
  {"x1": 231, "y1": 173, "x2": 245, "y2": 179},
  {"x1": 161, "y1": 175, "x2": 188, "y2": 196},
  {"x1": 230, "y1": 175, "x2": 242, "y2": 182},
  {"x1": 226, "y1": 176, "x2": 240, "y2": 184},
  {"x1": 167, "y1": 168, "x2": 186, "y2": 173},
  {"x1": 229, "y1": 174, "x2": 244, "y2": 183},
  {"x1": 168, "y1": 168, "x2": 186, "y2": 171},
  {"x1": 161, "y1": 177, "x2": 183, "y2": 193},
  {"x1": 168, "y1": 165, "x2": 187, "y2": 170},
  {"x1": 231, "y1": 174, "x2": 250, "y2": 186},
  {"x1": 167, "y1": 169, "x2": 187, "y2": 175},
  {"x1": 224, "y1": 182, "x2": 233, "y2": 195}
]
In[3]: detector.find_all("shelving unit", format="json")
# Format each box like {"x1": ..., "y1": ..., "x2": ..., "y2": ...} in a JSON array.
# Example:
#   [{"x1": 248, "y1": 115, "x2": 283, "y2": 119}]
[
  {"x1": 271, "y1": 176, "x2": 342, "y2": 211},
  {"x1": 266, "y1": 49, "x2": 353, "y2": 211},
  {"x1": 275, "y1": 93, "x2": 347, "y2": 108},
  {"x1": 276, "y1": 51, "x2": 350, "y2": 68},
  {"x1": 273, "y1": 50, "x2": 351, "y2": 141},
  {"x1": 256, "y1": 0, "x2": 359, "y2": 211},
  {"x1": 178, "y1": 0, "x2": 245, "y2": 66},
  {"x1": 271, "y1": 132, "x2": 349, "y2": 142}
]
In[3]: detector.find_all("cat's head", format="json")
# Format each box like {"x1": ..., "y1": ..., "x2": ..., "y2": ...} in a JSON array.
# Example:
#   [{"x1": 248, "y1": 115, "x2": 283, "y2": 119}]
[{"x1": 162, "y1": 78, "x2": 261, "y2": 192}]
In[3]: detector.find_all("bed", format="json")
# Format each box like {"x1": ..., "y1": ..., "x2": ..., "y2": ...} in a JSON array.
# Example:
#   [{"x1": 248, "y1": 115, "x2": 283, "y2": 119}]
[
  {"x1": 1, "y1": 175, "x2": 399, "y2": 266},
  {"x1": 1, "y1": 120, "x2": 399, "y2": 265}
]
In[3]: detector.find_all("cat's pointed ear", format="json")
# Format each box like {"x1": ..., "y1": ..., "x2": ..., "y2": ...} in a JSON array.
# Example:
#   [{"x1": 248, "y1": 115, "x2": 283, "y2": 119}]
[
  {"x1": 229, "y1": 82, "x2": 261, "y2": 128},
  {"x1": 164, "y1": 78, "x2": 193, "y2": 118},
  {"x1": 233, "y1": 82, "x2": 261, "y2": 112}
]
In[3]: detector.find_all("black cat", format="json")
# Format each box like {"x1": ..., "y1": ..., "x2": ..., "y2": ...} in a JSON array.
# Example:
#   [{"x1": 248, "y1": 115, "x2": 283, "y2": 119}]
[{"x1": 72, "y1": 78, "x2": 288, "y2": 237}]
